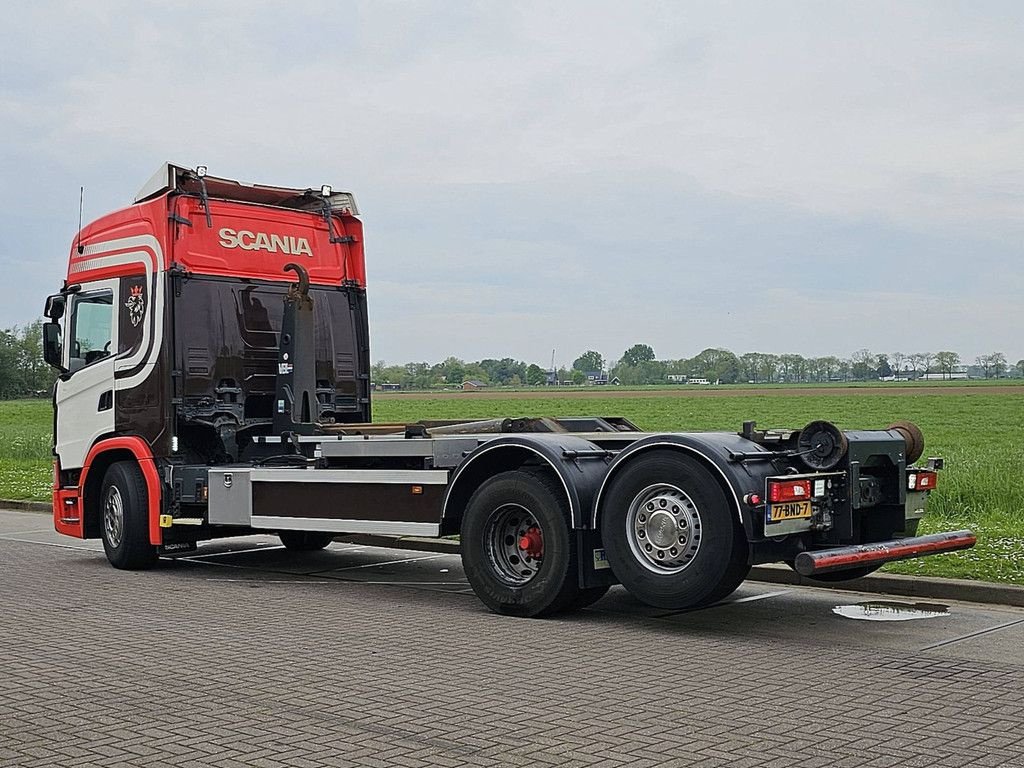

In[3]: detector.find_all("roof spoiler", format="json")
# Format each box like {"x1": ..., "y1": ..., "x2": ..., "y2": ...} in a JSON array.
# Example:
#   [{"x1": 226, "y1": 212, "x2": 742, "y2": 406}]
[{"x1": 134, "y1": 163, "x2": 359, "y2": 215}]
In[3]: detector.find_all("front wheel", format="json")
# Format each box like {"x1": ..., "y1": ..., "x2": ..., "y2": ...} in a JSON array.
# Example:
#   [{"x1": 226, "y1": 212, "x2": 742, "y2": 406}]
[
  {"x1": 100, "y1": 460, "x2": 158, "y2": 570},
  {"x1": 600, "y1": 451, "x2": 743, "y2": 609},
  {"x1": 461, "y1": 470, "x2": 582, "y2": 617}
]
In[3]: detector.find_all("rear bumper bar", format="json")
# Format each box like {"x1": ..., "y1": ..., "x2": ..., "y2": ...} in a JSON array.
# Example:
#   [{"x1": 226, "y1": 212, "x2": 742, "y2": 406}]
[{"x1": 794, "y1": 530, "x2": 977, "y2": 576}]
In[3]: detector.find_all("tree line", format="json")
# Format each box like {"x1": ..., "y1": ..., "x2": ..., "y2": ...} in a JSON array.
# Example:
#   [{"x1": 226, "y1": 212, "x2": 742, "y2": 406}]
[
  {"x1": 0, "y1": 322, "x2": 56, "y2": 399},
  {"x1": 374, "y1": 345, "x2": 1024, "y2": 388},
  {"x1": 2, "y1": 319, "x2": 1022, "y2": 398}
]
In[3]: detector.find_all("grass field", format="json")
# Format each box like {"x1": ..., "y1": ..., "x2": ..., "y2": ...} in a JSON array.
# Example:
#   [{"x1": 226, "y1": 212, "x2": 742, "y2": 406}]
[
  {"x1": 2, "y1": 387, "x2": 1022, "y2": 583},
  {"x1": 0, "y1": 399, "x2": 53, "y2": 503}
]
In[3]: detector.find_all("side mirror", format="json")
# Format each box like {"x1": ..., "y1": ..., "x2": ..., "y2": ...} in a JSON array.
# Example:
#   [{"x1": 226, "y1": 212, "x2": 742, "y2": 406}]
[
  {"x1": 43, "y1": 322, "x2": 66, "y2": 373},
  {"x1": 44, "y1": 294, "x2": 65, "y2": 320}
]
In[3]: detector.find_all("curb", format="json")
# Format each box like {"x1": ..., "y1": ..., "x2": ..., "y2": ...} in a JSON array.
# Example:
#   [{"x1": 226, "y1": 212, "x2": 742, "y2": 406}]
[
  {"x1": 746, "y1": 564, "x2": 1024, "y2": 608},
  {"x1": 0, "y1": 499, "x2": 50, "y2": 513},
  {"x1": 336, "y1": 533, "x2": 461, "y2": 555},
  {"x1": 5, "y1": 501, "x2": 1021, "y2": 608}
]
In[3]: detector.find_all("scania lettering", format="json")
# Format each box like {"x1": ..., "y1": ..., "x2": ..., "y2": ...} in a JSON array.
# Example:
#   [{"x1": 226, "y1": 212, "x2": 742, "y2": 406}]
[
  {"x1": 218, "y1": 227, "x2": 313, "y2": 256},
  {"x1": 41, "y1": 163, "x2": 976, "y2": 617}
]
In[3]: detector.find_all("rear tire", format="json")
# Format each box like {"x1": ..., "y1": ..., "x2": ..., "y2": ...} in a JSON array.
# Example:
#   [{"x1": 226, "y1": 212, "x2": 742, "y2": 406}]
[
  {"x1": 563, "y1": 585, "x2": 611, "y2": 611},
  {"x1": 100, "y1": 461, "x2": 158, "y2": 570},
  {"x1": 600, "y1": 451, "x2": 742, "y2": 610},
  {"x1": 461, "y1": 470, "x2": 582, "y2": 617},
  {"x1": 278, "y1": 531, "x2": 336, "y2": 551},
  {"x1": 697, "y1": 523, "x2": 751, "y2": 605}
]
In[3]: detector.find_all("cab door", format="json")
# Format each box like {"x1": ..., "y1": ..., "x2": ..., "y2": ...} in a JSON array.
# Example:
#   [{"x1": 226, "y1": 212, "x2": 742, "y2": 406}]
[{"x1": 55, "y1": 279, "x2": 119, "y2": 470}]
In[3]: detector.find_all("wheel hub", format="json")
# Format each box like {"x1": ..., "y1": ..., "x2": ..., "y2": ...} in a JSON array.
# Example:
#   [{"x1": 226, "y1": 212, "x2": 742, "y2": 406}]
[
  {"x1": 485, "y1": 504, "x2": 544, "y2": 586},
  {"x1": 628, "y1": 485, "x2": 702, "y2": 573},
  {"x1": 644, "y1": 510, "x2": 684, "y2": 548},
  {"x1": 518, "y1": 526, "x2": 544, "y2": 559},
  {"x1": 103, "y1": 486, "x2": 125, "y2": 549}
]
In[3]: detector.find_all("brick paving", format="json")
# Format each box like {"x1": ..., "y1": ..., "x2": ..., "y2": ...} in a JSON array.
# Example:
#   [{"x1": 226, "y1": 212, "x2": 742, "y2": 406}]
[{"x1": 1, "y1": 535, "x2": 1023, "y2": 767}]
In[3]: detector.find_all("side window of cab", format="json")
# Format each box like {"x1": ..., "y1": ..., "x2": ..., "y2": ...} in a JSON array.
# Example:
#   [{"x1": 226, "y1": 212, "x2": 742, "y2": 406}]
[{"x1": 68, "y1": 290, "x2": 113, "y2": 372}]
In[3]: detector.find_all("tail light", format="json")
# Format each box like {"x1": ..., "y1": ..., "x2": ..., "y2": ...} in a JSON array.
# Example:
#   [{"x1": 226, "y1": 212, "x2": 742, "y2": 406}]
[
  {"x1": 768, "y1": 478, "x2": 812, "y2": 503},
  {"x1": 909, "y1": 470, "x2": 938, "y2": 491}
]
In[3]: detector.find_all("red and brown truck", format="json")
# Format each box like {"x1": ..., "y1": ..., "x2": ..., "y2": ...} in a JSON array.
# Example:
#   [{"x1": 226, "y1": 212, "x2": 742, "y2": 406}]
[{"x1": 40, "y1": 163, "x2": 976, "y2": 616}]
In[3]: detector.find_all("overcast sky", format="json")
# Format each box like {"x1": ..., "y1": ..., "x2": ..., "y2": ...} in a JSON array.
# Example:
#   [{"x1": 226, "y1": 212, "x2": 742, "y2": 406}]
[{"x1": 2, "y1": 2, "x2": 1022, "y2": 367}]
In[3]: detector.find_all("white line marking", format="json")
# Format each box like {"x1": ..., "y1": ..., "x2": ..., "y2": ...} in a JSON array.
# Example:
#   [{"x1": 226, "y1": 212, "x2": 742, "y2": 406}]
[
  {"x1": 173, "y1": 557, "x2": 251, "y2": 568},
  {"x1": 174, "y1": 543, "x2": 374, "y2": 569},
  {"x1": 321, "y1": 554, "x2": 447, "y2": 571},
  {"x1": 205, "y1": 578, "x2": 336, "y2": 584},
  {"x1": 729, "y1": 589, "x2": 792, "y2": 604},
  {"x1": 0, "y1": 537, "x2": 102, "y2": 552},
  {"x1": 0, "y1": 528, "x2": 53, "y2": 537},
  {"x1": 649, "y1": 588, "x2": 793, "y2": 619},
  {"x1": 188, "y1": 545, "x2": 287, "y2": 558},
  {"x1": 919, "y1": 617, "x2": 1024, "y2": 652},
  {"x1": 354, "y1": 581, "x2": 470, "y2": 586}
]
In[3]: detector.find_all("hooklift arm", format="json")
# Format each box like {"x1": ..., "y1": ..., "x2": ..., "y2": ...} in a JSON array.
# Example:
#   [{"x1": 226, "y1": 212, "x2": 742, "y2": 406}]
[{"x1": 272, "y1": 263, "x2": 318, "y2": 436}]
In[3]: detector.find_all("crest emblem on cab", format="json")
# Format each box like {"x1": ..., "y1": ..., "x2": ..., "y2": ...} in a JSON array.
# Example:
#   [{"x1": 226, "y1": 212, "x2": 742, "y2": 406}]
[{"x1": 126, "y1": 284, "x2": 145, "y2": 327}]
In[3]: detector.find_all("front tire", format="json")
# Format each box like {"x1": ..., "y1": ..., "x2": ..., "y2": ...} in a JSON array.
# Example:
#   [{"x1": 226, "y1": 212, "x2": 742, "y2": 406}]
[
  {"x1": 461, "y1": 470, "x2": 582, "y2": 617},
  {"x1": 600, "y1": 451, "x2": 742, "y2": 609},
  {"x1": 278, "y1": 531, "x2": 336, "y2": 551},
  {"x1": 100, "y1": 461, "x2": 158, "y2": 570}
]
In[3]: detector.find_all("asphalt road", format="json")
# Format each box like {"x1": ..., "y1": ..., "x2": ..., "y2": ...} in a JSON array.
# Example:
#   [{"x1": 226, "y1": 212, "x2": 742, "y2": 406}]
[{"x1": 2, "y1": 508, "x2": 1023, "y2": 767}]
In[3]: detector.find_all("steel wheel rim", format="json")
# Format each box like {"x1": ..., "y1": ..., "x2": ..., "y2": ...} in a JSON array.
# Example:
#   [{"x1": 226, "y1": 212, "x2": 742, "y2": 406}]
[
  {"x1": 625, "y1": 483, "x2": 702, "y2": 574},
  {"x1": 104, "y1": 485, "x2": 125, "y2": 549},
  {"x1": 484, "y1": 503, "x2": 543, "y2": 586}
]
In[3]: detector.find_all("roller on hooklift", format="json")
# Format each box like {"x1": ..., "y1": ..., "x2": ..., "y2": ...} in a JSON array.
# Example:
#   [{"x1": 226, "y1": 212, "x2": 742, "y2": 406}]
[{"x1": 41, "y1": 163, "x2": 976, "y2": 617}]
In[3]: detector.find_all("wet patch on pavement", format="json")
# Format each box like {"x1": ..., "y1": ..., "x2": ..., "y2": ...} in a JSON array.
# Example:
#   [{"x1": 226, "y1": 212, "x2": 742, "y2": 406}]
[{"x1": 832, "y1": 600, "x2": 951, "y2": 621}]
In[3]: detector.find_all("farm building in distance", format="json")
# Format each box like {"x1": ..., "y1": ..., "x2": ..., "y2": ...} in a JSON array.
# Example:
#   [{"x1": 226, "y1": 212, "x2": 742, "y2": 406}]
[
  {"x1": 918, "y1": 371, "x2": 970, "y2": 381},
  {"x1": 667, "y1": 375, "x2": 714, "y2": 385}
]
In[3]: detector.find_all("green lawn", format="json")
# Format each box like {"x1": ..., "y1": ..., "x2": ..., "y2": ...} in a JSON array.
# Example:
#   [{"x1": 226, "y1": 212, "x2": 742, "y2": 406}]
[
  {"x1": 0, "y1": 399, "x2": 53, "y2": 501},
  {"x1": 3, "y1": 388, "x2": 1022, "y2": 583}
]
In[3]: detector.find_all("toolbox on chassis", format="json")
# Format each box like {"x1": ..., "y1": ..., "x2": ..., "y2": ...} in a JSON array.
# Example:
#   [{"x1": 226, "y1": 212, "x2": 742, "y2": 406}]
[{"x1": 41, "y1": 163, "x2": 976, "y2": 616}]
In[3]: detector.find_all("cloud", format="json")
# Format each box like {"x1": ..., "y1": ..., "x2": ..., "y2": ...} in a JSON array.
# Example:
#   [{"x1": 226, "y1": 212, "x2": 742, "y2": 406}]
[
  {"x1": 365, "y1": 173, "x2": 1022, "y2": 364},
  {"x1": 1, "y1": 1, "x2": 1022, "y2": 363}
]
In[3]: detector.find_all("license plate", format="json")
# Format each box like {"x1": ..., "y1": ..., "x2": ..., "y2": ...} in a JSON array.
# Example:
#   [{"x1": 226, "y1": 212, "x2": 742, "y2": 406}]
[{"x1": 767, "y1": 500, "x2": 813, "y2": 523}]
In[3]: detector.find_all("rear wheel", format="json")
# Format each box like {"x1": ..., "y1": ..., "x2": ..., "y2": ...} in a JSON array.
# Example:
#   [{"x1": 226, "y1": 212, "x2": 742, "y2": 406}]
[
  {"x1": 600, "y1": 451, "x2": 743, "y2": 609},
  {"x1": 698, "y1": 523, "x2": 751, "y2": 605},
  {"x1": 278, "y1": 531, "x2": 336, "y2": 551},
  {"x1": 100, "y1": 461, "x2": 158, "y2": 570},
  {"x1": 563, "y1": 585, "x2": 611, "y2": 611},
  {"x1": 461, "y1": 470, "x2": 582, "y2": 617}
]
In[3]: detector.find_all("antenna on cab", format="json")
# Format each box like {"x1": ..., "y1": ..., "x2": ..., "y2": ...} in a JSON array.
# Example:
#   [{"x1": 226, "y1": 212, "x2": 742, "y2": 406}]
[{"x1": 76, "y1": 186, "x2": 85, "y2": 254}]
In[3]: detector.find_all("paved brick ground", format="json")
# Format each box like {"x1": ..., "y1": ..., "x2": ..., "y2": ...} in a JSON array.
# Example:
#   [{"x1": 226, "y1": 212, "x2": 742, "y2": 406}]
[{"x1": 2, "y1": 517, "x2": 1023, "y2": 767}]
